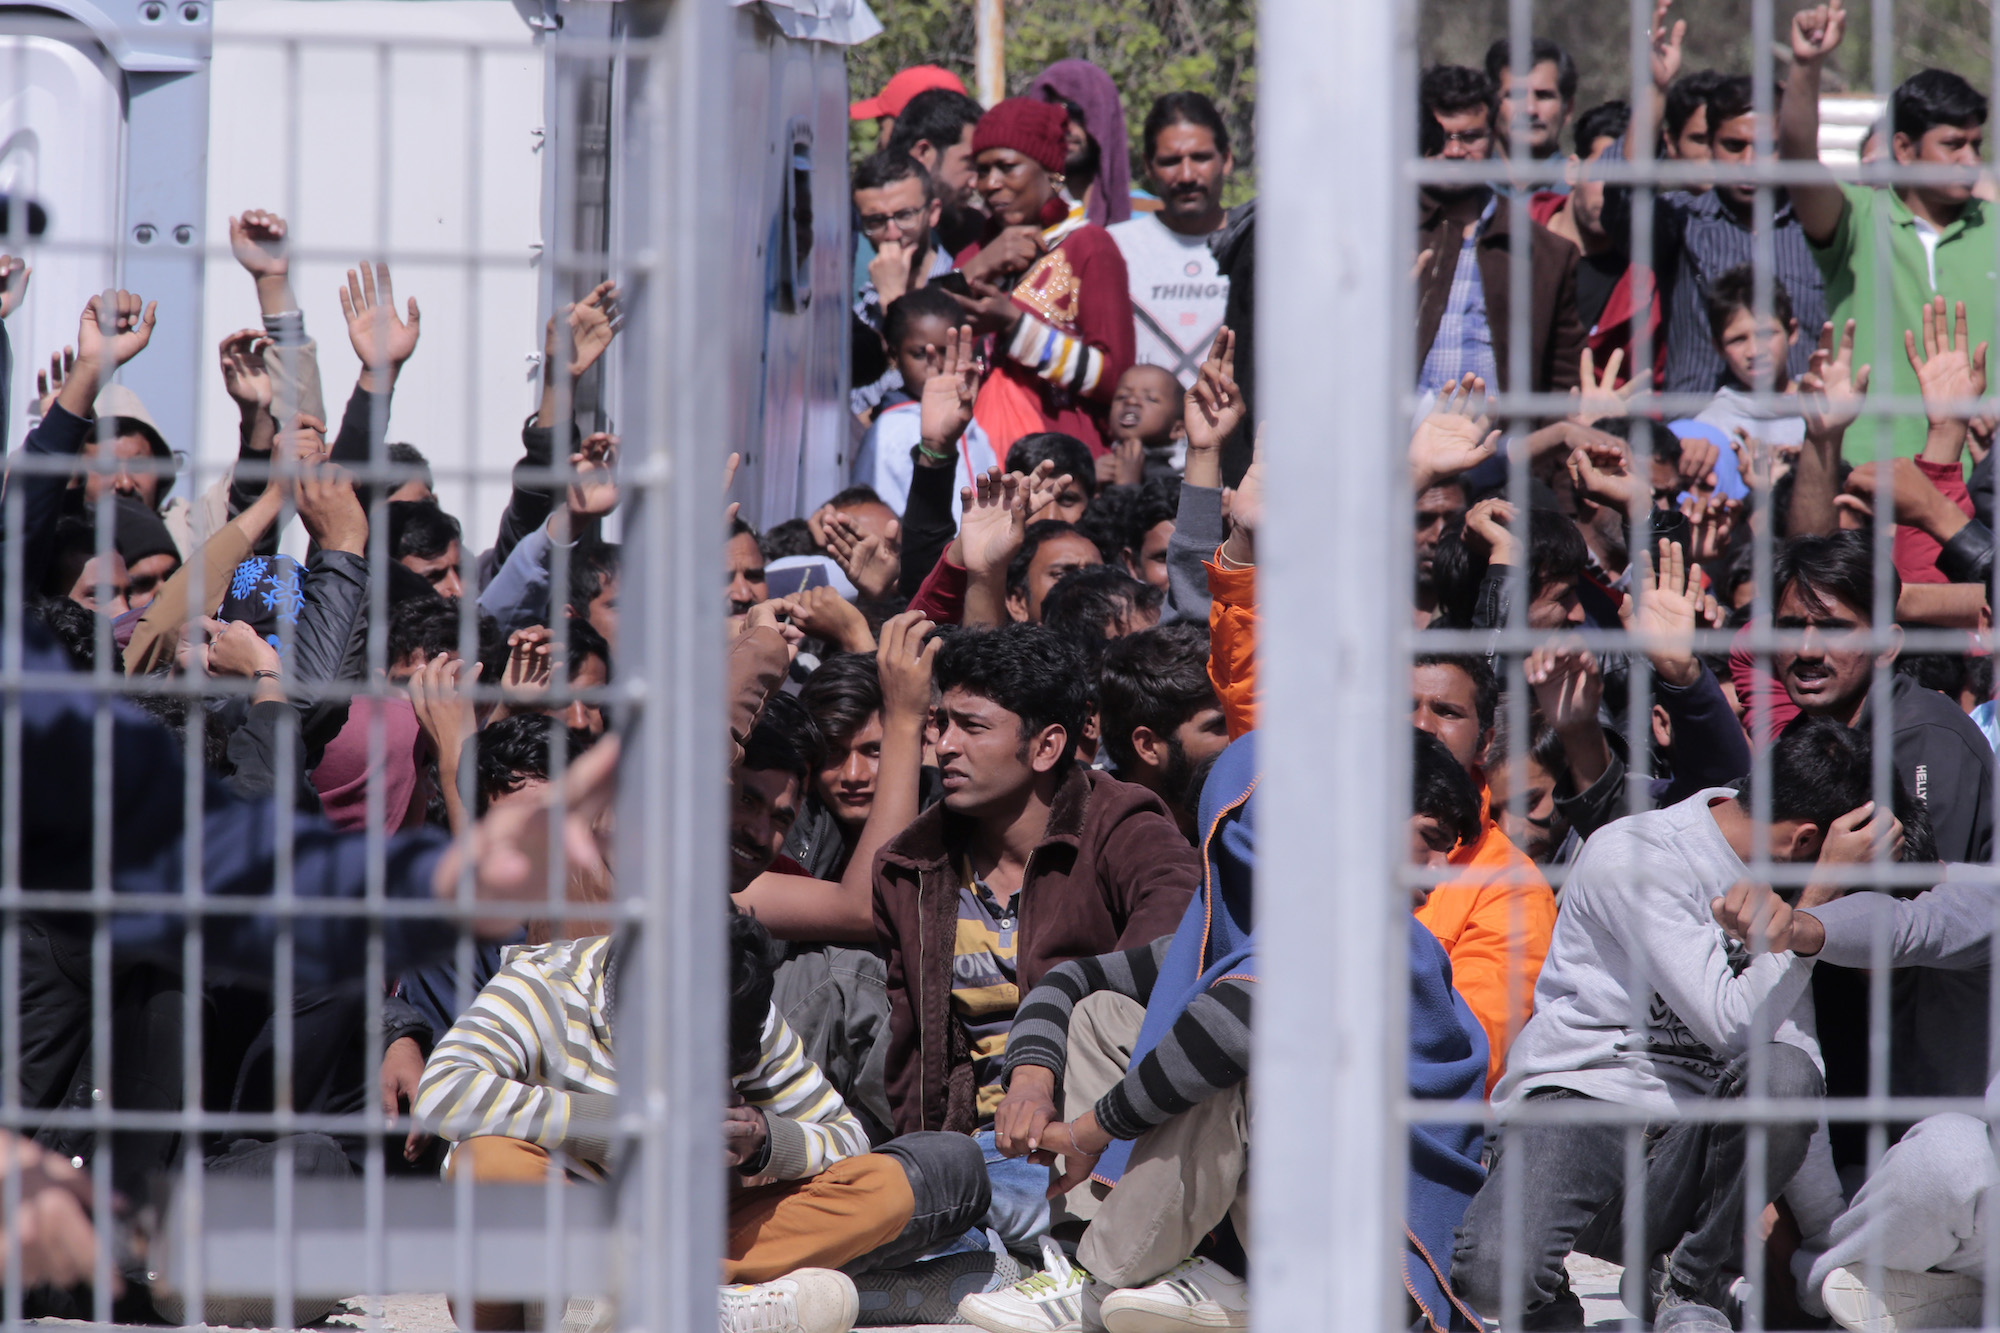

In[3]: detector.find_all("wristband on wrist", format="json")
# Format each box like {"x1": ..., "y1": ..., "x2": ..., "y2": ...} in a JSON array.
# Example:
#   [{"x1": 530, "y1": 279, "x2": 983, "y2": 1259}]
[
  {"x1": 252, "y1": 668, "x2": 281, "y2": 682},
  {"x1": 916, "y1": 440, "x2": 955, "y2": 464}
]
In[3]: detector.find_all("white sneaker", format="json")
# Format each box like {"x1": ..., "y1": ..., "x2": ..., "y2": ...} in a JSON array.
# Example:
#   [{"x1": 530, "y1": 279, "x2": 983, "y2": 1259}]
[
  {"x1": 959, "y1": 1236, "x2": 1109, "y2": 1332},
  {"x1": 1100, "y1": 1256, "x2": 1249, "y2": 1332},
  {"x1": 720, "y1": 1268, "x2": 860, "y2": 1333},
  {"x1": 1821, "y1": 1263, "x2": 1985, "y2": 1332}
]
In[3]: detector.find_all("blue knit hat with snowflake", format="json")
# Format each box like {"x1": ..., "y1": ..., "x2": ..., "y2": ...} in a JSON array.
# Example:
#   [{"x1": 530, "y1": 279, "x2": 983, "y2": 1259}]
[{"x1": 218, "y1": 555, "x2": 305, "y2": 655}]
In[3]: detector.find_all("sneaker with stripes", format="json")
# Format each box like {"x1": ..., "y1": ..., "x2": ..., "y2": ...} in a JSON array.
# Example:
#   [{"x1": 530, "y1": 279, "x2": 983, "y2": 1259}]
[
  {"x1": 1100, "y1": 1256, "x2": 1248, "y2": 1332},
  {"x1": 959, "y1": 1237, "x2": 1110, "y2": 1333}
]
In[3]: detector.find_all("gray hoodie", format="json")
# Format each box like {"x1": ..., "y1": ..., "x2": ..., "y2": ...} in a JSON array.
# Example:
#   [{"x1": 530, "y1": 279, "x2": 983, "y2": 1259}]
[{"x1": 1494, "y1": 788, "x2": 1821, "y2": 1118}]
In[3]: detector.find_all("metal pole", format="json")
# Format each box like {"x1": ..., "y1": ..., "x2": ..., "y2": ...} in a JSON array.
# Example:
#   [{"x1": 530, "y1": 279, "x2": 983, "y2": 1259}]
[
  {"x1": 1253, "y1": 0, "x2": 1404, "y2": 1329},
  {"x1": 612, "y1": 0, "x2": 732, "y2": 1329},
  {"x1": 973, "y1": 0, "x2": 1003, "y2": 107}
]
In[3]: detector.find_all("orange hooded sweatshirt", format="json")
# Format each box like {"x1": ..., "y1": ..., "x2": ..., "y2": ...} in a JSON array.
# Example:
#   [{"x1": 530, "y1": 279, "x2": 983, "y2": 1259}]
[{"x1": 1206, "y1": 555, "x2": 1555, "y2": 1091}]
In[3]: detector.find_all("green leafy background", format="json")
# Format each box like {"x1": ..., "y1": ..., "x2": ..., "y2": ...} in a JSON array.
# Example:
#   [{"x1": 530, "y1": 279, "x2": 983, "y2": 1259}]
[{"x1": 847, "y1": 0, "x2": 1260, "y2": 206}]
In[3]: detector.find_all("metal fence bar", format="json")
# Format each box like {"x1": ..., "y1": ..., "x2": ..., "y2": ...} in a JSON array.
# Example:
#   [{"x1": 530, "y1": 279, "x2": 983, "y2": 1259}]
[{"x1": 1253, "y1": 0, "x2": 1404, "y2": 1327}]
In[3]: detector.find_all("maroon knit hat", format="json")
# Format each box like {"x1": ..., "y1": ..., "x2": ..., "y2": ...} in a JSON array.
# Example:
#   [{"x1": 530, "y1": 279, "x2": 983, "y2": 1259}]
[{"x1": 972, "y1": 98, "x2": 1069, "y2": 175}]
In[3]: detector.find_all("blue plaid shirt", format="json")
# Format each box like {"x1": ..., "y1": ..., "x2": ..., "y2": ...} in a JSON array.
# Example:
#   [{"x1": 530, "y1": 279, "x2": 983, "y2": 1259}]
[{"x1": 1417, "y1": 195, "x2": 1501, "y2": 394}]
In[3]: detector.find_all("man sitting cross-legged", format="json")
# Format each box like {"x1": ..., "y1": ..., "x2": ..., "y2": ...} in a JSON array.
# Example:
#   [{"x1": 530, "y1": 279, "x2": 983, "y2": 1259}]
[
  {"x1": 1451, "y1": 717, "x2": 1904, "y2": 1331},
  {"x1": 957, "y1": 728, "x2": 1492, "y2": 1333},
  {"x1": 414, "y1": 913, "x2": 992, "y2": 1333}
]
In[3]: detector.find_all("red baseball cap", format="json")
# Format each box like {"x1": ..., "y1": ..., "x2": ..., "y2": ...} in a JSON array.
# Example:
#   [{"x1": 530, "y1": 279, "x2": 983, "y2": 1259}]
[{"x1": 850, "y1": 65, "x2": 968, "y2": 121}]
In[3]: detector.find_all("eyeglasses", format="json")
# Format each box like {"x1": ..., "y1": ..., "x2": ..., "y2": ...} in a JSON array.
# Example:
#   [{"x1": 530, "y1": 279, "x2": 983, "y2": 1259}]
[
  {"x1": 1439, "y1": 129, "x2": 1491, "y2": 147},
  {"x1": 859, "y1": 206, "x2": 927, "y2": 237}
]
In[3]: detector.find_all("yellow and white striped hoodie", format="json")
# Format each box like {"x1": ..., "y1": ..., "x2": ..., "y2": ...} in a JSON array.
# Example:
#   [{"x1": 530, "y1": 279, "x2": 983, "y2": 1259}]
[{"x1": 413, "y1": 935, "x2": 869, "y2": 1182}]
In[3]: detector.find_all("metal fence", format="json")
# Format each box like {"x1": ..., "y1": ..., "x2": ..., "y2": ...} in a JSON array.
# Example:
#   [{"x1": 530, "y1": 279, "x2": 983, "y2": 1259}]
[
  {"x1": 1261, "y1": 0, "x2": 2000, "y2": 1326},
  {"x1": 0, "y1": 2, "x2": 756, "y2": 1326},
  {"x1": 6, "y1": 0, "x2": 1997, "y2": 1328}
]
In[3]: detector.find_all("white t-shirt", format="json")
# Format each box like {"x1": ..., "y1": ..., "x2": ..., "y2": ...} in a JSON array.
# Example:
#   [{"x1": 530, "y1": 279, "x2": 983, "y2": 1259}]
[{"x1": 1106, "y1": 212, "x2": 1229, "y2": 387}]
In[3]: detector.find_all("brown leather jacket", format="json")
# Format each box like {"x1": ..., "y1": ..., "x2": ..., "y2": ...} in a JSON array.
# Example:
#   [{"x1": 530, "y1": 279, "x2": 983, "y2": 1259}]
[
  {"x1": 1415, "y1": 187, "x2": 1585, "y2": 396},
  {"x1": 872, "y1": 767, "x2": 1199, "y2": 1134}
]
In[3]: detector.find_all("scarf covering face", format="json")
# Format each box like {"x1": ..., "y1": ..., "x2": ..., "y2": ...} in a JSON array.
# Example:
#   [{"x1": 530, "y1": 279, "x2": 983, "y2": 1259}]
[{"x1": 1026, "y1": 59, "x2": 1132, "y2": 227}]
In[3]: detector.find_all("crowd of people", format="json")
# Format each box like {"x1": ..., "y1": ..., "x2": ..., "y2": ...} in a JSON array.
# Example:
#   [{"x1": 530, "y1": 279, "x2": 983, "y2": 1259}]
[{"x1": 7, "y1": 0, "x2": 2000, "y2": 1329}]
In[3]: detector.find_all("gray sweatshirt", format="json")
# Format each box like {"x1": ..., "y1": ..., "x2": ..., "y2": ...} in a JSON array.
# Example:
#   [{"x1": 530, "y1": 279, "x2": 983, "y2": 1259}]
[
  {"x1": 1494, "y1": 789, "x2": 1821, "y2": 1118},
  {"x1": 1803, "y1": 864, "x2": 1995, "y2": 973}
]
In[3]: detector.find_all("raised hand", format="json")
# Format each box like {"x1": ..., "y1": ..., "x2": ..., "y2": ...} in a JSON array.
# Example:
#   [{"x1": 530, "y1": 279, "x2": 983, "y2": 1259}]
[
  {"x1": 77, "y1": 289, "x2": 157, "y2": 372},
  {"x1": 432, "y1": 734, "x2": 621, "y2": 940},
  {"x1": 1790, "y1": 0, "x2": 1846, "y2": 65},
  {"x1": 567, "y1": 432, "x2": 621, "y2": 518},
  {"x1": 787, "y1": 584, "x2": 876, "y2": 653},
  {"x1": 35, "y1": 346, "x2": 74, "y2": 418},
  {"x1": 1568, "y1": 347, "x2": 1639, "y2": 426},
  {"x1": 408, "y1": 653, "x2": 484, "y2": 834},
  {"x1": 219, "y1": 328, "x2": 274, "y2": 414},
  {"x1": 1525, "y1": 639, "x2": 1606, "y2": 732},
  {"x1": 823, "y1": 510, "x2": 901, "y2": 602},
  {"x1": 1618, "y1": 539, "x2": 1703, "y2": 687},
  {"x1": 1668, "y1": 432, "x2": 1721, "y2": 496},
  {"x1": 341, "y1": 261, "x2": 421, "y2": 385},
  {"x1": 0, "y1": 254, "x2": 29, "y2": 320},
  {"x1": 294, "y1": 456, "x2": 368, "y2": 555},
  {"x1": 1799, "y1": 319, "x2": 1872, "y2": 441},
  {"x1": 1905, "y1": 295, "x2": 1989, "y2": 457},
  {"x1": 565, "y1": 280, "x2": 621, "y2": 378},
  {"x1": 1184, "y1": 327, "x2": 1245, "y2": 461},
  {"x1": 1020, "y1": 458, "x2": 1073, "y2": 525},
  {"x1": 1730, "y1": 427, "x2": 1798, "y2": 493},
  {"x1": 229, "y1": 210, "x2": 290, "y2": 279},
  {"x1": 876, "y1": 611, "x2": 940, "y2": 727},
  {"x1": 1681, "y1": 493, "x2": 1739, "y2": 564},
  {"x1": 1650, "y1": 0, "x2": 1688, "y2": 90},
  {"x1": 1411, "y1": 371, "x2": 1500, "y2": 491},
  {"x1": 959, "y1": 467, "x2": 1028, "y2": 579},
  {"x1": 1463, "y1": 495, "x2": 1521, "y2": 566},
  {"x1": 1567, "y1": 437, "x2": 1638, "y2": 511},
  {"x1": 919, "y1": 324, "x2": 980, "y2": 452}
]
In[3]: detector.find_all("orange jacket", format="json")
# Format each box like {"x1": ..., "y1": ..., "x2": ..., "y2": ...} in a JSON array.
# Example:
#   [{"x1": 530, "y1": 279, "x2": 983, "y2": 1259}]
[
  {"x1": 1206, "y1": 553, "x2": 1555, "y2": 1091},
  {"x1": 1207, "y1": 557, "x2": 1259, "y2": 739},
  {"x1": 1414, "y1": 819, "x2": 1556, "y2": 1093}
]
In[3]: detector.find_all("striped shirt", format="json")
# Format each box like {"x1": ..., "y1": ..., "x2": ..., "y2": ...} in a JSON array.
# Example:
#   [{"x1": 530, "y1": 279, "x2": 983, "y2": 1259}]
[
  {"x1": 1004, "y1": 936, "x2": 1253, "y2": 1142},
  {"x1": 414, "y1": 935, "x2": 869, "y2": 1182},
  {"x1": 951, "y1": 868, "x2": 1021, "y2": 1123},
  {"x1": 1600, "y1": 135, "x2": 1827, "y2": 397}
]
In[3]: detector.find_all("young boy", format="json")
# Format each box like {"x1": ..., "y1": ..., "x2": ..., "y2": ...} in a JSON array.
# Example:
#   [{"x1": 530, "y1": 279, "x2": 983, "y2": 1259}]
[
  {"x1": 853, "y1": 287, "x2": 999, "y2": 520},
  {"x1": 1100, "y1": 364, "x2": 1188, "y2": 486},
  {"x1": 1692, "y1": 263, "x2": 1805, "y2": 449}
]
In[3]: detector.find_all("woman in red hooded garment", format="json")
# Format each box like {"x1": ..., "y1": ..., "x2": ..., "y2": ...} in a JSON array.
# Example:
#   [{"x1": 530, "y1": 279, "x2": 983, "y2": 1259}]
[{"x1": 950, "y1": 97, "x2": 1135, "y2": 458}]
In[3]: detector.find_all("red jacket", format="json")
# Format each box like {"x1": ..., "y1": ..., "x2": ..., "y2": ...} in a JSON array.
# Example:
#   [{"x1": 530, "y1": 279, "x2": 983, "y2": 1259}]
[{"x1": 958, "y1": 216, "x2": 1135, "y2": 455}]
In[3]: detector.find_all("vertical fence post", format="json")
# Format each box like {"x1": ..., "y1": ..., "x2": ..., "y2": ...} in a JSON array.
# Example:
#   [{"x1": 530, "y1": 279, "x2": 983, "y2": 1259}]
[
  {"x1": 612, "y1": 1, "x2": 733, "y2": 1329},
  {"x1": 1253, "y1": 0, "x2": 1407, "y2": 1330}
]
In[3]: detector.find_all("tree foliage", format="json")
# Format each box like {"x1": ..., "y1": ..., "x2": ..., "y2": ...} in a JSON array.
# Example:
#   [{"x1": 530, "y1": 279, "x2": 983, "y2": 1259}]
[
  {"x1": 848, "y1": 0, "x2": 1259, "y2": 204},
  {"x1": 1420, "y1": 0, "x2": 2000, "y2": 141}
]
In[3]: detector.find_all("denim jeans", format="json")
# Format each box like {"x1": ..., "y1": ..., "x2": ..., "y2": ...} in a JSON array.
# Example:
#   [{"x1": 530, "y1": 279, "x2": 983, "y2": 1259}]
[
  {"x1": 845, "y1": 1131, "x2": 993, "y2": 1275},
  {"x1": 1450, "y1": 1044, "x2": 1822, "y2": 1330},
  {"x1": 976, "y1": 1128, "x2": 1055, "y2": 1252}
]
